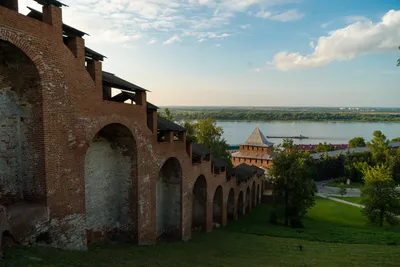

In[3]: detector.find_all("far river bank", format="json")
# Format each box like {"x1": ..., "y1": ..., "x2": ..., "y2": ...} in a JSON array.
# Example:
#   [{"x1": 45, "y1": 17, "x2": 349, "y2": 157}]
[{"x1": 216, "y1": 121, "x2": 400, "y2": 145}]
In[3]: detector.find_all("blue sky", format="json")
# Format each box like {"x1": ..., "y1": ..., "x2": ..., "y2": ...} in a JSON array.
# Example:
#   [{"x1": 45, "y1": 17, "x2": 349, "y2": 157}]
[{"x1": 21, "y1": 0, "x2": 400, "y2": 107}]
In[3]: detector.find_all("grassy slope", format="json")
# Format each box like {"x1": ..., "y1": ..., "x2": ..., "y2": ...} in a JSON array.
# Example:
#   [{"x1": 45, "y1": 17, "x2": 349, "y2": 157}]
[
  {"x1": 3, "y1": 198, "x2": 400, "y2": 267},
  {"x1": 223, "y1": 198, "x2": 399, "y2": 245}
]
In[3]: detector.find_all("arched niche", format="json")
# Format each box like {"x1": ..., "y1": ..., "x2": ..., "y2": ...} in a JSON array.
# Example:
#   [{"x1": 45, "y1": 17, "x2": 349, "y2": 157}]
[{"x1": 84, "y1": 123, "x2": 137, "y2": 243}]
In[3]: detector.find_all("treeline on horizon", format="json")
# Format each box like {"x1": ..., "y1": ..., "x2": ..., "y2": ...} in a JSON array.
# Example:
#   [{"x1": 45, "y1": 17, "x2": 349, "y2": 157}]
[{"x1": 168, "y1": 109, "x2": 400, "y2": 122}]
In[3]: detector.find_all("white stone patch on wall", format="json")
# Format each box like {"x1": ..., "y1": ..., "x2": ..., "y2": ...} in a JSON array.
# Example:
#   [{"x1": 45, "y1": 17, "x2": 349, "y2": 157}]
[
  {"x1": 157, "y1": 159, "x2": 182, "y2": 238},
  {"x1": 0, "y1": 89, "x2": 19, "y2": 197},
  {"x1": 50, "y1": 213, "x2": 87, "y2": 251},
  {"x1": 84, "y1": 136, "x2": 133, "y2": 232},
  {"x1": 0, "y1": 40, "x2": 44, "y2": 202},
  {"x1": 0, "y1": 88, "x2": 33, "y2": 199},
  {"x1": 164, "y1": 183, "x2": 180, "y2": 233}
]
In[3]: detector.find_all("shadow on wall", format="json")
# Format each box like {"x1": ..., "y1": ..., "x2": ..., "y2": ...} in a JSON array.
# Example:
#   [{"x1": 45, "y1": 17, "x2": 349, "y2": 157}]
[
  {"x1": 192, "y1": 175, "x2": 207, "y2": 233},
  {"x1": 157, "y1": 157, "x2": 182, "y2": 241},
  {"x1": 212, "y1": 186, "x2": 223, "y2": 227}
]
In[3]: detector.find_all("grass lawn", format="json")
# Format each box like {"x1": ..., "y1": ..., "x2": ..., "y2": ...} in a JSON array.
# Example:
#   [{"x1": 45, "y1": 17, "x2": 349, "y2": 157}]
[
  {"x1": 223, "y1": 197, "x2": 399, "y2": 245},
  {"x1": 3, "y1": 198, "x2": 400, "y2": 267},
  {"x1": 325, "y1": 181, "x2": 364, "y2": 189},
  {"x1": 334, "y1": 196, "x2": 364, "y2": 205}
]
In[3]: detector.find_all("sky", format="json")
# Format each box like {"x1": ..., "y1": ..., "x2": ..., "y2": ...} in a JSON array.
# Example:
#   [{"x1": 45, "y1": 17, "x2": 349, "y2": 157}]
[{"x1": 19, "y1": 0, "x2": 400, "y2": 107}]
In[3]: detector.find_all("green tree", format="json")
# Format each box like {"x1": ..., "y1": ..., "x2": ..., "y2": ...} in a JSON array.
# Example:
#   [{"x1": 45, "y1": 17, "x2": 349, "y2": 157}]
[
  {"x1": 162, "y1": 108, "x2": 173, "y2": 121},
  {"x1": 391, "y1": 137, "x2": 400, "y2": 142},
  {"x1": 367, "y1": 130, "x2": 390, "y2": 165},
  {"x1": 339, "y1": 183, "x2": 347, "y2": 197},
  {"x1": 349, "y1": 137, "x2": 366, "y2": 148},
  {"x1": 366, "y1": 131, "x2": 400, "y2": 185},
  {"x1": 361, "y1": 164, "x2": 400, "y2": 227},
  {"x1": 345, "y1": 151, "x2": 372, "y2": 183},
  {"x1": 269, "y1": 139, "x2": 317, "y2": 228},
  {"x1": 180, "y1": 117, "x2": 232, "y2": 168},
  {"x1": 181, "y1": 120, "x2": 198, "y2": 142},
  {"x1": 390, "y1": 148, "x2": 400, "y2": 184},
  {"x1": 314, "y1": 142, "x2": 335, "y2": 152}
]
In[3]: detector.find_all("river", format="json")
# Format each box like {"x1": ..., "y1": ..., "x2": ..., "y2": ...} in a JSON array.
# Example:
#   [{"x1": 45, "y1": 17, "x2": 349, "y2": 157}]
[{"x1": 216, "y1": 121, "x2": 400, "y2": 145}]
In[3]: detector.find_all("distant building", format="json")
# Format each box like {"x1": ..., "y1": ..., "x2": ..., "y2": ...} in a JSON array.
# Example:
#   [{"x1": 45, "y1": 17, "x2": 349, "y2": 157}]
[
  {"x1": 231, "y1": 126, "x2": 274, "y2": 169},
  {"x1": 295, "y1": 143, "x2": 349, "y2": 153},
  {"x1": 309, "y1": 141, "x2": 400, "y2": 159}
]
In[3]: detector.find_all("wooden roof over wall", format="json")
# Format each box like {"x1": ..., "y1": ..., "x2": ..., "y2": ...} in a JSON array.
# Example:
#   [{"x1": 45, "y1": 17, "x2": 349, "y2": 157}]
[
  {"x1": 33, "y1": 0, "x2": 68, "y2": 8},
  {"x1": 192, "y1": 143, "x2": 210, "y2": 157},
  {"x1": 232, "y1": 163, "x2": 264, "y2": 182},
  {"x1": 157, "y1": 116, "x2": 185, "y2": 132},
  {"x1": 85, "y1": 47, "x2": 106, "y2": 61},
  {"x1": 212, "y1": 158, "x2": 226, "y2": 169},
  {"x1": 110, "y1": 92, "x2": 158, "y2": 110},
  {"x1": 102, "y1": 71, "x2": 149, "y2": 92}
]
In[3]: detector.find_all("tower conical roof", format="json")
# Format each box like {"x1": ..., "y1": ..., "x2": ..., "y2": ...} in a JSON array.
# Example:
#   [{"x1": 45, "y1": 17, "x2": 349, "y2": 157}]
[{"x1": 242, "y1": 125, "x2": 274, "y2": 147}]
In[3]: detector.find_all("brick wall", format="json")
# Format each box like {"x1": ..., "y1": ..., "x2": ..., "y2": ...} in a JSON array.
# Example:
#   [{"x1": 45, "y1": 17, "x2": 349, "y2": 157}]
[{"x1": 0, "y1": 4, "x2": 264, "y2": 252}]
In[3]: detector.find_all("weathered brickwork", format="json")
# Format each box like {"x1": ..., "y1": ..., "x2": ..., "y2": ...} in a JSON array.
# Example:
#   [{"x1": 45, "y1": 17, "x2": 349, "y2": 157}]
[
  {"x1": 0, "y1": 40, "x2": 45, "y2": 205},
  {"x1": 85, "y1": 126, "x2": 135, "y2": 243},
  {"x1": 0, "y1": 2, "x2": 265, "y2": 253},
  {"x1": 157, "y1": 158, "x2": 182, "y2": 239}
]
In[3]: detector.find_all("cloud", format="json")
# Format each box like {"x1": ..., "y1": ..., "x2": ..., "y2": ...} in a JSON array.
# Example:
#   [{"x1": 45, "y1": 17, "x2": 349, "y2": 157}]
[
  {"x1": 255, "y1": 10, "x2": 273, "y2": 18},
  {"x1": 183, "y1": 31, "x2": 232, "y2": 42},
  {"x1": 321, "y1": 22, "x2": 331, "y2": 28},
  {"x1": 148, "y1": 39, "x2": 157, "y2": 44},
  {"x1": 344, "y1": 15, "x2": 369, "y2": 24},
  {"x1": 251, "y1": 61, "x2": 274, "y2": 72},
  {"x1": 269, "y1": 9, "x2": 304, "y2": 21},
  {"x1": 20, "y1": 0, "x2": 303, "y2": 46},
  {"x1": 240, "y1": 24, "x2": 252, "y2": 29},
  {"x1": 164, "y1": 34, "x2": 181, "y2": 44},
  {"x1": 256, "y1": 9, "x2": 304, "y2": 22},
  {"x1": 271, "y1": 10, "x2": 400, "y2": 71}
]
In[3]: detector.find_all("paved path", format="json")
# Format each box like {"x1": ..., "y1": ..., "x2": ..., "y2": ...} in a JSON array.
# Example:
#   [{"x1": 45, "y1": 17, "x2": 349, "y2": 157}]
[
  {"x1": 316, "y1": 179, "x2": 361, "y2": 197},
  {"x1": 316, "y1": 180, "x2": 363, "y2": 208},
  {"x1": 316, "y1": 179, "x2": 400, "y2": 198},
  {"x1": 316, "y1": 193, "x2": 364, "y2": 208}
]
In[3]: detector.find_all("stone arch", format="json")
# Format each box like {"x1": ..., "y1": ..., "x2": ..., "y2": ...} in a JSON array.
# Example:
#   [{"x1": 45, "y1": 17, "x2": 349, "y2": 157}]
[
  {"x1": 251, "y1": 181, "x2": 256, "y2": 208},
  {"x1": 227, "y1": 188, "x2": 235, "y2": 220},
  {"x1": 1, "y1": 230, "x2": 16, "y2": 253},
  {"x1": 212, "y1": 186, "x2": 223, "y2": 227},
  {"x1": 0, "y1": 40, "x2": 46, "y2": 205},
  {"x1": 157, "y1": 157, "x2": 182, "y2": 240},
  {"x1": 237, "y1": 191, "x2": 244, "y2": 217},
  {"x1": 0, "y1": 31, "x2": 48, "y2": 82},
  {"x1": 84, "y1": 123, "x2": 137, "y2": 243},
  {"x1": 257, "y1": 184, "x2": 261, "y2": 204},
  {"x1": 192, "y1": 175, "x2": 207, "y2": 232},
  {"x1": 245, "y1": 187, "x2": 251, "y2": 214}
]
